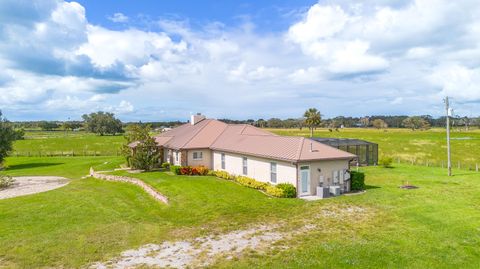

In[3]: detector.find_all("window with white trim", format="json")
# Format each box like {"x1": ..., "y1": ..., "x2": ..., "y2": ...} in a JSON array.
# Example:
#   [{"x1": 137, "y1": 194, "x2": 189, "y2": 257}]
[
  {"x1": 242, "y1": 157, "x2": 248, "y2": 175},
  {"x1": 175, "y1": 151, "x2": 179, "y2": 162},
  {"x1": 192, "y1": 151, "x2": 203, "y2": 160},
  {"x1": 221, "y1": 153, "x2": 225, "y2": 169},
  {"x1": 270, "y1": 162, "x2": 277, "y2": 183}
]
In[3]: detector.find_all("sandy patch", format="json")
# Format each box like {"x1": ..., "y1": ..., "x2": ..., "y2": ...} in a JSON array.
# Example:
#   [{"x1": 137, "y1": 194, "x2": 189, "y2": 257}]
[
  {"x1": 90, "y1": 206, "x2": 370, "y2": 269},
  {"x1": 0, "y1": 176, "x2": 69, "y2": 200}
]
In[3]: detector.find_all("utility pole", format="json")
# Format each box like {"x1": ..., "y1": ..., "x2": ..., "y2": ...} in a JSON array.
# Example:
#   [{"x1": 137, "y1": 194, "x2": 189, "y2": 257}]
[{"x1": 445, "y1": 97, "x2": 452, "y2": 176}]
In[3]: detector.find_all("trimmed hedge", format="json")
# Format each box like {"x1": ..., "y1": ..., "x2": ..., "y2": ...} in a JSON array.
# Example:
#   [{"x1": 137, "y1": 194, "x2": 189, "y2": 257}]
[
  {"x1": 351, "y1": 171, "x2": 365, "y2": 191},
  {"x1": 161, "y1": 162, "x2": 170, "y2": 170},
  {"x1": 209, "y1": 170, "x2": 296, "y2": 198},
  {"x1": 265, "y1": 185, "x2": 284, "y2": 197}
]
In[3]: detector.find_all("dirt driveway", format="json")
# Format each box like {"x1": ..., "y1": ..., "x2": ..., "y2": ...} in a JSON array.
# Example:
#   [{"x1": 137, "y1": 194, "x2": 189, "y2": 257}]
[{"x1": 0, "y1": 176, "x2": 69, "y2": 200}]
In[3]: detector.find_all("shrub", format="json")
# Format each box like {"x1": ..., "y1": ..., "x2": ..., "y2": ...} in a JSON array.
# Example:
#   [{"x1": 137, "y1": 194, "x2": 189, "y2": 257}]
[
  {"x1": 235, "y1": 176, "x2": 269, "y2": 190},
  {"x1": 379, "y1": 156, "x2": 393, "y2": 168},
  {"x1": 0, "y1": 175, "x2": 14, "y2": 189},
  {"x1": 170, "y1": 165, "x2": 181, "y2": 175},
  {"x1": 211, "y1": 170, "x2": 234, "y2": 180},
  {"x1": 276, "y1": 183, "x2": 296, "y2": 198},
  {"x1": 194, "y1": 166, "x2": 209, "y2": 176},
  {"x1": 351, "y1": 171, "x2": 365, "y2": 191},
  {"x1": 161, "y1": 162, "x2": 170, "y2": 170},
  {"x1": 180, "y1": 166, "x2": 192, "y2": 175},
  {"x1": 265, "y1": 185, "x2": 285, "y2": 197}
]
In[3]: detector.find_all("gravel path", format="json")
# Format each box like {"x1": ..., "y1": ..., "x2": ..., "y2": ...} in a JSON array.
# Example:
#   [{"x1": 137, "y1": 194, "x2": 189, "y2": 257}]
[{"x1": 0, "y1": 176, "x2": 69, "y2": 200}]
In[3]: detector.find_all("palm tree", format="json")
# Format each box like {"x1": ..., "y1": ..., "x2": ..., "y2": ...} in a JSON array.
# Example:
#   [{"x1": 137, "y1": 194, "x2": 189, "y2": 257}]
[{"x1": 303, "y1": 108, "x2": 321, "y2": 137}]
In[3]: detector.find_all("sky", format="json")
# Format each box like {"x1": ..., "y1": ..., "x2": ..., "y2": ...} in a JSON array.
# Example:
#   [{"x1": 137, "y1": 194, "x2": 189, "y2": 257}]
[{"x1": 0, "y1": 0, "x2": 479, "y2": 121}]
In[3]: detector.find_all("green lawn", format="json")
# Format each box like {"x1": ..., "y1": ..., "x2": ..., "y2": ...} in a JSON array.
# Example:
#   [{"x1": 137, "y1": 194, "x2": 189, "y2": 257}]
[
  {"x1": 13, "y1": 131, "x2": 124, "y2": 156},
  {"x1": 269, "y1": 127, "x2": 480, "y2": 169},
  {"x1": 1, "y1": 157, "x2": 480, "y2": 268}
]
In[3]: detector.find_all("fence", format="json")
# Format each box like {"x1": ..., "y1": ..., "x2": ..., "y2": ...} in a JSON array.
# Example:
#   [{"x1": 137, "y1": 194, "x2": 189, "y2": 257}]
[
  {"x1": 12, "y1": 150, "x2": 122, "y2": 157},
  {"x1": 386, "y1": 157, "x2": 480, "y2": 172}
]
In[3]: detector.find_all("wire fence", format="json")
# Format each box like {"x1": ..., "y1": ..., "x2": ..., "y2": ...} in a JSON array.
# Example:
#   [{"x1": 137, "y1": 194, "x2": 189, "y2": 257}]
[
  {"x1": 12, "y1": 150, "x2": 122, "y2": 157},
  {"x1": 387, "y1": 157, "x2": 480, "y2": 172}
]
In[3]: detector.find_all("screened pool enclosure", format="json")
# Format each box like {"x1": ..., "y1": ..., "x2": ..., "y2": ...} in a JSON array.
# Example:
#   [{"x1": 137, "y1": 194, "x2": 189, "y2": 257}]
[{"x1": 312, "y1": 138, "x2": 378, "y2": 166}]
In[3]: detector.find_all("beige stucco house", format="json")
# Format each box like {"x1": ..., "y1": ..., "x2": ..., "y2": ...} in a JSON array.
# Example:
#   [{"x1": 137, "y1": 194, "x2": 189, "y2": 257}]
[{"x1": 145, "y1": 114, "x2": 356, "y2": 197}]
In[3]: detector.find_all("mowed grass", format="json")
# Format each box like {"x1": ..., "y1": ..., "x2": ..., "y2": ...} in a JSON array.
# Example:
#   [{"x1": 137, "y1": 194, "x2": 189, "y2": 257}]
[
  {"x1": 13, "y1": 131, "x2": 124, "y2": 156},
  {"x1": 2, "y1": 156, "x2": 480, "y2": 268},
  {"x1": 269, "y1": 127, "x2": 480, "y2": 168}
]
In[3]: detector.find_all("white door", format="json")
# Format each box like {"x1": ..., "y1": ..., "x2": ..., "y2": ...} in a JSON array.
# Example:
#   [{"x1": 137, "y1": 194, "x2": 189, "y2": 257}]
[{"x1": 300, "y1": 166, "x2": 310, "y2": 195}]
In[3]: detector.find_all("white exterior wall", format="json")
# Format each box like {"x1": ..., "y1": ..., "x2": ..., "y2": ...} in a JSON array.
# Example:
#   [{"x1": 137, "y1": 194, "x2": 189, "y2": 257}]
[{"x1": 212, "y1": 151, "x2": 297, "y2": 185}]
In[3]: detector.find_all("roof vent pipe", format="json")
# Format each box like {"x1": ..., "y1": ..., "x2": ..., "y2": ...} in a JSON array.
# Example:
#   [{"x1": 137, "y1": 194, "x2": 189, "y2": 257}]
[{"x1": 310, "y1": 142, "x2": 313, "y2": 152}]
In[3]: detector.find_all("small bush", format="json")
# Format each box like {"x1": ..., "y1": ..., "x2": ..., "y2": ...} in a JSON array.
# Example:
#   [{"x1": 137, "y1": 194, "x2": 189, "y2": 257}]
[
  {"x1": 265, "y1": 185, "x2": 285, "y2": 197},
  {"x1": 161, "y1": 162, "x2": 170, "y2": 170},
  {"x1": 351, "y1": 171, "x2": 365, "y2": 191},
  {"x1": 379, "y1": 156, "x2": 393, "y2": 168},
  {"x1": 170, "y1": 165, "x2": 181, "y2": 175},
  {"x1": 0, "y1": 175, "x2": 15, "y2": 189},
  {"x1": 235, "y1": 176, "x2": 269, "y2": 190},
  {"x1": 276, "y1": 183, "x2": 296, "y2": 198},
  {"x1": 194, "y1": 166, "x2": 209, "y2": 176},
  {"x1": 211, "y1": 170, "x2": 234, "y2": 180}
]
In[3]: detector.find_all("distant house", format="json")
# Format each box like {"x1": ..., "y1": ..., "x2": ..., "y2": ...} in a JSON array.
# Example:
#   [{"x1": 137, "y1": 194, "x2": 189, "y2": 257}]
[{"x1": 134, "y1": 114, "x2": 357, "y2": 197}]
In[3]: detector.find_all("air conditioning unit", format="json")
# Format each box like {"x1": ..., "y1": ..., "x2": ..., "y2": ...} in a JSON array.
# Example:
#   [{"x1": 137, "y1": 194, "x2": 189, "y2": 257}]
[
  {"x1": 329, "y1": 186, "x2": 341, "y2": 196},
  {"x1": 316, "y1": 186, "x2": 330, "y2": 199}
]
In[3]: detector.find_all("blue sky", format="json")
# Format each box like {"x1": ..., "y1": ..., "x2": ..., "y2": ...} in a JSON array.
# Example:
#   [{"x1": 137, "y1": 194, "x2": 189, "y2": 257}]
[{"x1": 0, "y1": 0, "x2": 479, "y2": 121}]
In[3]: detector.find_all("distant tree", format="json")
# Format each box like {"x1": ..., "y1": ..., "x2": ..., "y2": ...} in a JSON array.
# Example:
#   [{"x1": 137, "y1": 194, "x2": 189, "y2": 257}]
[
  {"x1": 360, "y1": 117, "x2": 370, "y2": 127},
  {"x1": 38, "y1": 121, "x2": 59, "y2": 131},
  {"x1": 402, "y1": 116, "x2": 431, "y2": 131},
  {"x1": 267, "y1": 118, "x2": 284, "y2": 128},
  {"x1": 0, "y1": 111, "x2": 18, "y2": 167},
  {"x1": 82, "y1": 112, "x2": 123, "y2": 136},
  {"x1": 303, "y1": 108, "x2": 321, "y2": 137},
  {"x1": 372, "y1": 119, "x2": 388, "y2": 129},
  {"x1": 255, "y1": 119, "x2": 267, "y2": 128},
  {"x1": 122, "y1": 124, "x2": 161, "y2": 170},
  {"x1": 61, "y1": 121, "x2": 83, "y2": 131}
]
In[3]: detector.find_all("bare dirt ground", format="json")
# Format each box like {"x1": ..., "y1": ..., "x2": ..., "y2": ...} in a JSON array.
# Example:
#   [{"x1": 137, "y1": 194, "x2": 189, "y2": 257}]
[
  {"x1": 0, "y1": 176, "x2": 69, "y2": 200},
  {"x1": 90, "y1": 205, "x2": 370, "y2": 269}
]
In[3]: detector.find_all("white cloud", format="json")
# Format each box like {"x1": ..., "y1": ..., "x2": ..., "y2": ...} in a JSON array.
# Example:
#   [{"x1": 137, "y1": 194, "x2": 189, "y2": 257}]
[
  {"x1": 108, "y1": 12, "x2": 128, "y2": 23},
  {"x1": 2, "y1": 0, "x2": 480, "y2": 120}
]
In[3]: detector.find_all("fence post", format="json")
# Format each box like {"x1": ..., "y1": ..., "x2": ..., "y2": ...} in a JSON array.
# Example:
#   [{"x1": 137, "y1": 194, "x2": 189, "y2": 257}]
[{"x1": 476, "y1": 163, "x2": 479, "y2": 172}]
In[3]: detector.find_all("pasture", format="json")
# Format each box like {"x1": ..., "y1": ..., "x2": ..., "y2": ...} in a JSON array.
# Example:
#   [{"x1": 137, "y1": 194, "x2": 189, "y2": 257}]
[
  {"x1": 13, "y1": 131, "x2": 124, "y2": 156},
  {"x1": 1, "y1": 157, "x2": 480, "y2": 268},
  {"x1": 1, "y1": 128, "x2": 480, "y2": 268},
  {"x1": 269, "y1": 127, "x2": 480, "y2": 169}
]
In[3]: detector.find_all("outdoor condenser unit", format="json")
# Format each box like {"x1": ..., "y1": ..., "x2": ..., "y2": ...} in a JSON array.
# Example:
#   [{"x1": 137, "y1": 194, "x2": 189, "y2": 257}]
[{"x1": 329, "y1": 186, "x2": 341, "y2": 196}]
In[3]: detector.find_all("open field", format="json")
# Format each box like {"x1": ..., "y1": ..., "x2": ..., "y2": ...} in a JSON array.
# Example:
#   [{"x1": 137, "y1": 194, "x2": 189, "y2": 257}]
[
  {"x1": 1, "y1": 156, "x2": 480, "y2": 268},
  {"x1": 269, "y1": 128, "x2": 480, "y2": 169},
  {"x1": 13, "y1": 131, "x2": 124, "y2": 156}
]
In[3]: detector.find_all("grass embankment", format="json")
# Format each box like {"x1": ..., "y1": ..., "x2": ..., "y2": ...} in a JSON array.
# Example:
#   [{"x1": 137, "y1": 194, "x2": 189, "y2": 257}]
[
  {"x1": 2, "y1": 156, "x2": 480, "y2": 268},
  {"x1": 13, "y1": 131, "x2": 124, "y2": 156},
  {"x1": 269, "y1": 127, "x2": 480, "y2": 169}
]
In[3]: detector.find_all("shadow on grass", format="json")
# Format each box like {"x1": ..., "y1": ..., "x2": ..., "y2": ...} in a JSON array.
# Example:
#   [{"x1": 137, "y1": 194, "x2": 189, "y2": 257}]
[
  {"x1": 365, "y1": 185, "x2": 381, "y2": 190},
  {"x1": 6, "y1": 162, "x2": 64, "y2": 171}
]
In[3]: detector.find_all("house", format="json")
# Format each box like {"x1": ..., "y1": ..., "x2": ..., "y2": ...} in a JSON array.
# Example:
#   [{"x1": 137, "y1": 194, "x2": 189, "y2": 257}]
[{"x1": 140, "y1": 114, "x2": 356, "y2": 197}]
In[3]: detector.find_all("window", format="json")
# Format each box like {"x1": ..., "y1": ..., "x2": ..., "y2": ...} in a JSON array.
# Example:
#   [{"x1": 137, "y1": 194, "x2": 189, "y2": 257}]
[
  {"x1": 242, "y1": 157, "x2": 248, "y2": 175},
  {"x1": 333, "y1": 170, "x2": 340, "y2": 185},
  {"x1": 270, "y1": 162, "x2": 277, "y2": 183},
  {"x1": 175, "y1": 151, "x2": 179, "y2": 162},
  {"x1": 193, "y1": 151, "x2": 203, "y2": 160},
  {"x1": 221, "y1": 153, "x2": 225, "y2": 169}
]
